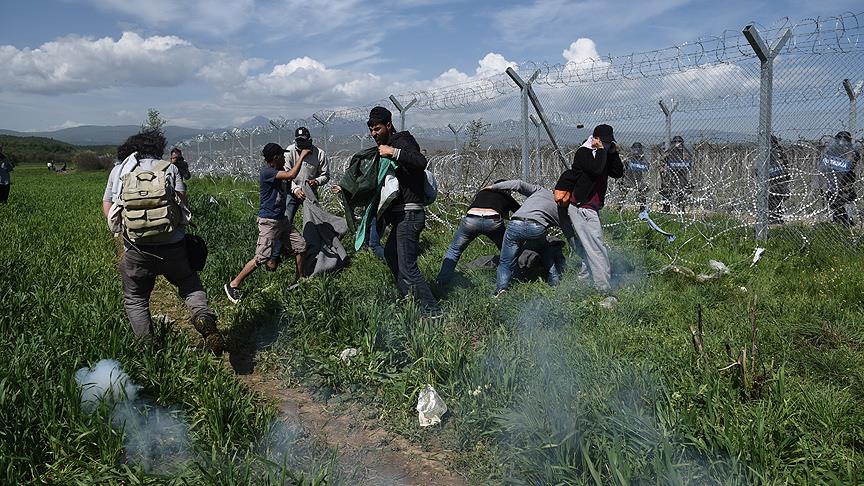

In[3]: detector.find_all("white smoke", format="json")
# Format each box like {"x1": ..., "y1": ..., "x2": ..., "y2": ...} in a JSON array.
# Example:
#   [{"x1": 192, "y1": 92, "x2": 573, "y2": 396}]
[{"x1": 75, "y1": 359, "x2": 192, "y2": 474}]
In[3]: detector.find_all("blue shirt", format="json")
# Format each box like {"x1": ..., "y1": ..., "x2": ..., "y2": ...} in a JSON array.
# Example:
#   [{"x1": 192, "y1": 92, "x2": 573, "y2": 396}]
[{"x1": 259, "y1": 166, "x2": 286, "y2": 219}]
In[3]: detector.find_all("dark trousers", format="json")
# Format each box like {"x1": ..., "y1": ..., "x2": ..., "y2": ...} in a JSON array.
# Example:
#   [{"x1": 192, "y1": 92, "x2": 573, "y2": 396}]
[
  {"x1": 120, "y1": 242, "x2": 215, "y2": 337},
  {"x1": 383, "y1": 210, "x2": 440, "y2": 314},
  {"x1": 0, "y1": 184, "x2": 9, "y2": 203}
]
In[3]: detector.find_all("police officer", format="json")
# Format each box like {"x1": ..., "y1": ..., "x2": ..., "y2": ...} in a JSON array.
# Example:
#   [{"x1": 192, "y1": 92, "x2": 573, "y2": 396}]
[
  {"x1": 621, "y1": 142, "x2": 649, "y2": 210},
  {"x1": 818, "y1": 131, "x2": 859, "y2": 225},
  {"x1": 659, "y1": 135, "x2": 693, "y2": 213},
  {"x1": 767, "y1": 135, "x2": 791, "y2": 224}
]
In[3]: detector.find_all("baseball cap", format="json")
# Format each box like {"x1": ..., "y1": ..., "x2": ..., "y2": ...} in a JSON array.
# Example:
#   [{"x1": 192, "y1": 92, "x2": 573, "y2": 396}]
[
  {"x1": 295, "y1": 126, "x2": 311, "y2": 140},
  {"x1": 592, "y1": 124, "x2": 615, "y2": 143}
]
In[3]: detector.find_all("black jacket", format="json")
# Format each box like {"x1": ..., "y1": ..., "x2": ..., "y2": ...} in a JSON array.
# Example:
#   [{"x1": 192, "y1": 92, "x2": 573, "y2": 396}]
[
  {"x1": 388, "y1": 131, "x2": 428, "y2": 206},
  {"x1": 554, "y1": 146, "x2": 624, "y2": 205}
]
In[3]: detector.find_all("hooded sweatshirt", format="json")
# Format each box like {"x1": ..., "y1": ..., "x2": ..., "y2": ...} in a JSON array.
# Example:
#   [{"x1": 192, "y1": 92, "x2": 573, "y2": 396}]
[{"x1": 554, "y1": 138, "x2": 624, "y2": 210}]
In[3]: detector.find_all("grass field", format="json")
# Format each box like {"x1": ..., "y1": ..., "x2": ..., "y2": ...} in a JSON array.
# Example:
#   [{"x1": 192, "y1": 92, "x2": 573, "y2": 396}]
[{"x1": 2, "y1": 164, "x2": 863, "y2": 484}]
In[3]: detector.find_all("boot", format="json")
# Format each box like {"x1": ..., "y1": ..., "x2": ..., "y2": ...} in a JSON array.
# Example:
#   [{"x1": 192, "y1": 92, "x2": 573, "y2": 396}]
[{"x1": 193, "y1": 314, "x2": 225, "y2": 355}]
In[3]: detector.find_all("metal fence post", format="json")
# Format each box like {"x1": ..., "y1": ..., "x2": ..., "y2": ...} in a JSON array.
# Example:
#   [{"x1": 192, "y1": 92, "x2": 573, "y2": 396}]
[
  {"x1": 389, "y1": 95, "x2": 418, "y2": 131},
  {"x1": 659, "y1": 99, "x2": 679, "y2": 150},
  {"x1": 448, "y1": 123, "x2": 465, "y2": 185},
  {"x1": 505, "y1": 68, "x2": 540, "y2": 181},
  {"x1": 353, "y1": 134, "x2": 365, "y2": 152},
  {"x1": 843, "y1": 79, "x2": 863, "y2": 137},
  {"x1": 743, "y1": 24, "x2": 792, "y2": 242},
  {"x1": 506, "y1": 67, "x2": 569, "y2": 173},
  {"x1": 269, "y1": 119, "x2": 282, "y2": 145},
  {"x1": 529, "y1": 114, "x2": 542, "y2": 178},
  {"x1": 312, "y1": 112, "x2": 335, "y2": 154},
  {"x1": 249, "y1": 129, "x2": 254, "y2": 160}
]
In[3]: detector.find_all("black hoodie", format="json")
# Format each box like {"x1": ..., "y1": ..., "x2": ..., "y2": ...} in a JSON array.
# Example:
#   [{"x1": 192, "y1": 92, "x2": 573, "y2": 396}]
[
  {"x1": 387, "y1": 130, "x2": 428, "y2": 207},
  {"x1": 554, "y1": 145, "x2": 624, "y2": 208}
]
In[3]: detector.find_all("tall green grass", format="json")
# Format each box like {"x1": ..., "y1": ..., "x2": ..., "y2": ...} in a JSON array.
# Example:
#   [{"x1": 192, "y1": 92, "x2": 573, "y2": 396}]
[
  {"x1": 3, "y1": 167, "x2": 862, "y2": 483},
  {"x1": 211, "y1": 182, "x2": 864, "y2": 483},
  {"x1": 0, "y1": 167, "x2": 325, "y2": 484}
]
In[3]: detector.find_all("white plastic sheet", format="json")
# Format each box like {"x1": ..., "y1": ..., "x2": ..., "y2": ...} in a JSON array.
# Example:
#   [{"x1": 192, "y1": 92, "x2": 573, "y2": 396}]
[{"x1": 416, "y1": 384, "x2": 447, "y2": 427}]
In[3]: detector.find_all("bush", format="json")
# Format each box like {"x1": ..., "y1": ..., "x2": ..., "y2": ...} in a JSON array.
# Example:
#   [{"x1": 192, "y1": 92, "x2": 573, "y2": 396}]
[{"x1": 72, "y1": 150, "x2": 113, "y2": 171}]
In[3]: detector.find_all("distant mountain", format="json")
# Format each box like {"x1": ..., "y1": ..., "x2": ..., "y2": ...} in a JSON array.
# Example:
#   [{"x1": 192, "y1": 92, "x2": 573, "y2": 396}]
[
  {"x1": 238, "y1": 116, "x2": 271, "y2": 129},
  {"x1": 0, "y1": 125, "x2": 212, "y2": 146}
]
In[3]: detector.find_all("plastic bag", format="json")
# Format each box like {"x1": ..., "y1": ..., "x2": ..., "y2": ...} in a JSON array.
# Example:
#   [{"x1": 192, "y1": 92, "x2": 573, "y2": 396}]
[{"x1": 416, "y1": 384, "x2": 447, "y2": 427}]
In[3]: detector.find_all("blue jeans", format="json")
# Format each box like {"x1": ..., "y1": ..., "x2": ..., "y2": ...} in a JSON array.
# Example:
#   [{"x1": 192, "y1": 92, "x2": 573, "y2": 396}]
[
  {"x1": 368, "y1": 217, "x2": 385, "y2": 259},
  {"x1": 284, "y1": 194, "x2": 302, "y2": 225},
  {"x1": 496, "y1": 219, "x2": 557, "y2": 292},
  {"x1": 437, "y1": 215, "x2": 504, "y2": 284},
  {"x1": 383, "y1": 210, "x2": 440, "y2": 314}
]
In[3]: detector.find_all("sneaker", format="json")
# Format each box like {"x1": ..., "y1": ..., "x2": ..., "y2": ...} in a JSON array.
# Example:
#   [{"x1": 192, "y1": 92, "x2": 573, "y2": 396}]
[
  {"x1": 224, "y1": 283, "x2": 242, "y2": 304},
  {"x1": 285, "y1": 282, "x2": 301, "y2": 293},
  {"x1": 492, "y1": 288, "x2": 506, "y2": 299}
]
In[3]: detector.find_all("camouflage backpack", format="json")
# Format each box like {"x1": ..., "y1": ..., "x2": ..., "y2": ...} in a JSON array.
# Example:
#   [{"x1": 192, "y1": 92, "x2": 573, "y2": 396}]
[{"x1": 119, "y1": 159, "x2": 184, "y2": 242}]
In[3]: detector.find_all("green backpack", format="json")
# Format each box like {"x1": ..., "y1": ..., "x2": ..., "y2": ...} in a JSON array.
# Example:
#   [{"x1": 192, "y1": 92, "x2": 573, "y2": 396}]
[{"x1": 120, "y1": 159, "x2": 183, "y2": 242}]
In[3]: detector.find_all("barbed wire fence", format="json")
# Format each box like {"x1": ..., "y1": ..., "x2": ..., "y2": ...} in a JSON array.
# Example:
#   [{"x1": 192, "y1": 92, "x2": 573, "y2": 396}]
[{"x1": 182, "y1": 11, "x2": 864, "y2": 270}]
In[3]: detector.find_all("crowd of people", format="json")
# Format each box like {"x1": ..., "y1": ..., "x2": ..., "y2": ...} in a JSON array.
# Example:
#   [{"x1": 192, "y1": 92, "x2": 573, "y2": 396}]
[
  {"x1": 98, "y1": 110, "x2": 861, "y2": 354},
  {"x1": 616, "y1": 132, "x2": 861, "y2": 223}
]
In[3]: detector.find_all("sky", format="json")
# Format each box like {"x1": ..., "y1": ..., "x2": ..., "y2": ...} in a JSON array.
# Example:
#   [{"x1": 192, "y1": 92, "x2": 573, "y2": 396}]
[{"x1": 1, "y1": 0, "x2": 862, "y2": 131}]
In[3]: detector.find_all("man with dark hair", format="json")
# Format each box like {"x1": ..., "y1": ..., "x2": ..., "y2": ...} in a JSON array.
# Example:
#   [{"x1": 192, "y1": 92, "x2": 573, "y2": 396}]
[
  {"x1": 554, "y1": 124, "x2": 624, "y2": 301},
  {"x1": 170, "y1": 147, "x2": 191, "y2": 180},
  {"x1": 367, "y1": 106, "x2": 441, "y2": 317},
  {"x1": 269, "y1": 127, "x2": 331, "y2": 267},
  {"x1": 437, "y1": 181, "x2": 520, "y2": 286},
  {"x1": 0, "y1": 145, "x2": 11, "y2": 204},
  {"x1": 818, "y1": 130, "x2": 859, "y2": 225},
  {"x1": 102, "y1": 129, "x2": 224, "y2": 353},
  {"x1": 224, "y1": 142, "x2": 307, "y2": 303},
  {"x1": 488, "y1": 180, "x2": 579, "y2": 295}
]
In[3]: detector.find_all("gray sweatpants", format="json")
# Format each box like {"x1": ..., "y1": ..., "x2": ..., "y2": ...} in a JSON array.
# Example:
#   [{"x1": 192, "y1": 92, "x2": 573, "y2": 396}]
[
  {"x1": 569, "y1": 207, "x2": 611, "y2": 292},
  {"x1": 120, "y1": 242, "x2": 215, "y2": 337}
]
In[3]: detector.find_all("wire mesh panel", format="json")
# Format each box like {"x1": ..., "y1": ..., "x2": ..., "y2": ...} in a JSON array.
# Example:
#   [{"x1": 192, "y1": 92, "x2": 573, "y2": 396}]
[{"x1": 185, "y1": 11, "x2": 864, "y2": 266}]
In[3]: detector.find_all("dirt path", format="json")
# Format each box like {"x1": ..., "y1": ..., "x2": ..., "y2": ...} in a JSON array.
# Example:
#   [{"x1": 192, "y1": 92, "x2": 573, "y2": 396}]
[{"x1": 150, "y1": 280, "x2": 466, "y2": 485}]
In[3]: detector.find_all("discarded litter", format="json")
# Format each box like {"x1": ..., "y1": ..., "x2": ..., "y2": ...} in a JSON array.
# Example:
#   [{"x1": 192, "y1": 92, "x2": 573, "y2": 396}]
[
  {"x1": 639, "y1": 209, "x2": 676, "y2": 243},
  {"x1": 417, "y1": 384, "x2": 447, "y2": 427},
  {"x1": 663, "y1": 259, "x2": 731, "y2": 282},
  {"x1": 599, "y1": 295, "x2": 619, "y2": 309},
  {"x1": 339, "y1": 348, "x2": 358, "y2": 364},
  {"x1": 708, "y1": 260, "x2": 730, "y2": 274},
  {"x1": 750, "y1": 247, "x2": 766, "y2": 267}
]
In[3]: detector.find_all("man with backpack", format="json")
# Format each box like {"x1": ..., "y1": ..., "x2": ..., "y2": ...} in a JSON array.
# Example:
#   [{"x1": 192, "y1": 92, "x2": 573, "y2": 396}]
[
  {"x1": 223, "y1": 142, "x2": 307, "y2": 303},
  {"x1": 102, "y1": 129, "x2": 224, "y2": 354},
  {"x1": 367, "y1": 106, "x2": 441, "y2": 318}
]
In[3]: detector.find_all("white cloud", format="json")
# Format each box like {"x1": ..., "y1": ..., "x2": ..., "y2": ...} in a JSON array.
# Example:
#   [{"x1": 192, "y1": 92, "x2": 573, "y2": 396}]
[
  {"x1": 51, "y1": 120, "x2": 84, "y2": 130},
  {"x1": 563, "y1": 38, "x2": 601, "y2": 63},
  {"x1": 0, "y1": 32, "x2": 212, "y2": 94},
  {"x1": 240, "y1": 57, "x2": 382, "y2": 103}
]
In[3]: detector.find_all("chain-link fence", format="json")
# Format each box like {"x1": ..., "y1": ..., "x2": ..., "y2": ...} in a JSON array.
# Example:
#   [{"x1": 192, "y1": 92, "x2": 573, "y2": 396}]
[{"x1": 181, "y1": 11, "x2": 864, "y2": 266}]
